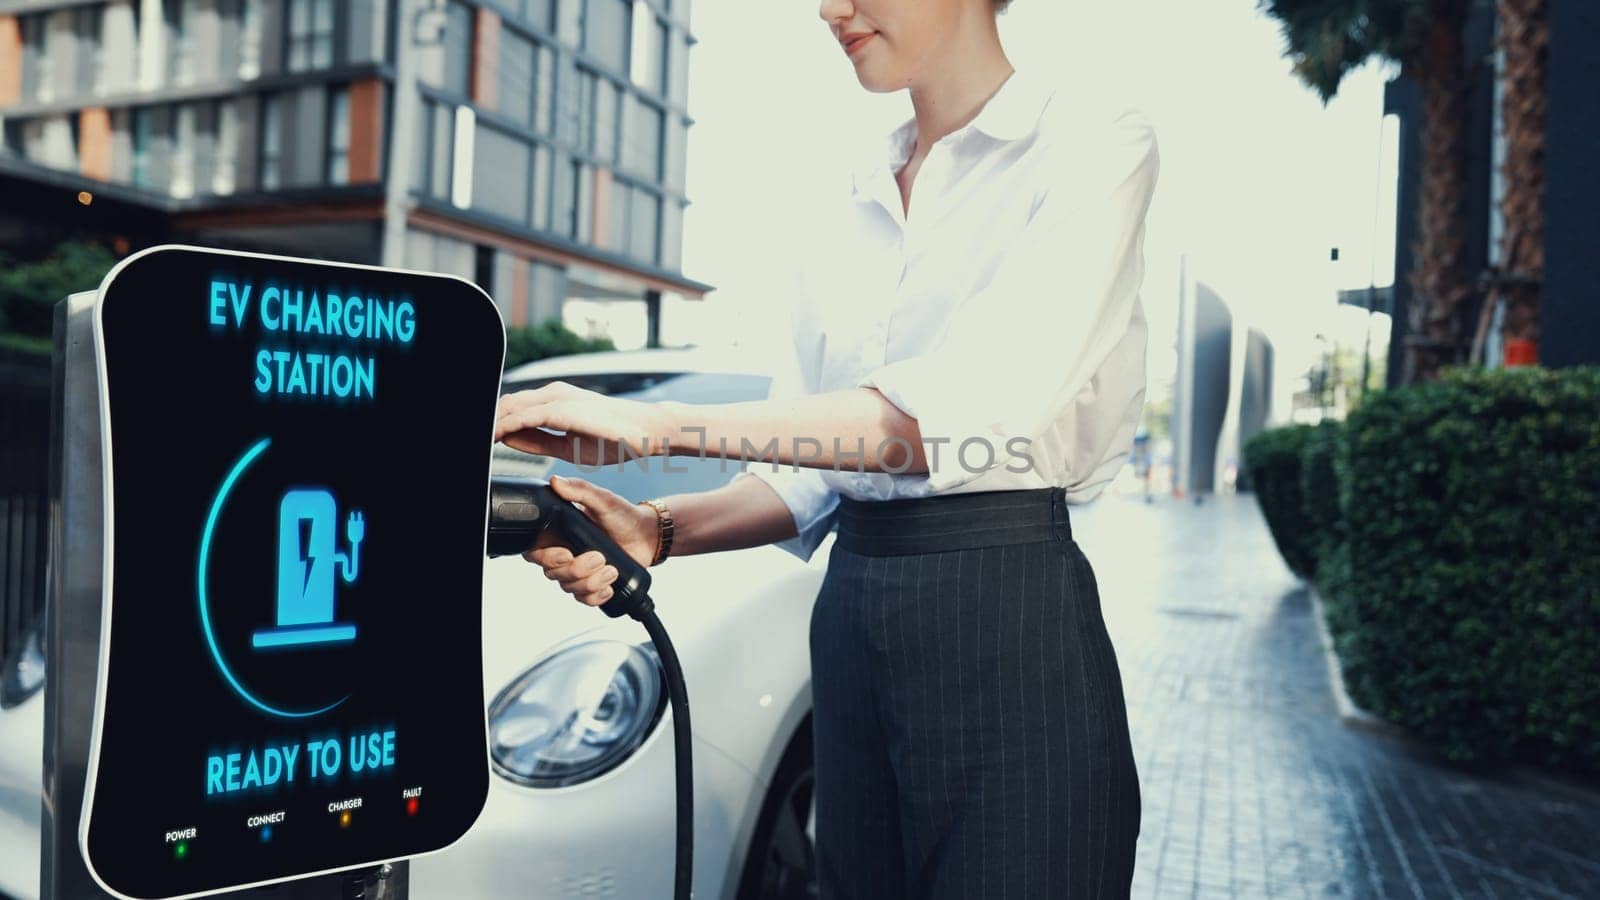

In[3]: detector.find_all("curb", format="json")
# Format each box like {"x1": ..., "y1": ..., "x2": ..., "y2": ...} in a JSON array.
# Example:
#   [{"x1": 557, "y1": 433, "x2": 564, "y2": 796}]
[
  {"x1": 1306, "y1": 587, "x2": 1411, "y2": 742},
  {"x1": 1308, "y1": 585, "x2": 1600, "y2": 804}
]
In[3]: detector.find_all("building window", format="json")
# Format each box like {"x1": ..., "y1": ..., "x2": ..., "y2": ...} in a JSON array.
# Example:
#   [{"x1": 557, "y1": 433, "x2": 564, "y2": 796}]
[
  {"x1": 526, "y1": 0, "x2": 556, "y2": 33},
  {"x1": 555, "y1": 56, "x2": 581, "y2": 145},
  {"x1": 620, "y1": 94, "x2": 661, "y2": 181},
  {"x1": 287, "y1": 0, "x2": 335, "y2": 71},
  {"x1": 326, "y1": 86, "x2": 350, "y2": 184},
  {"x1": 494, "y1": 0, "x2": 555, "y2": 33},
  {"x1": 20, "y1": 15, "x2": 48, "y2": 102},
  {"x1": 414, "y1": 97, "x2": 459, "y2": 199},
  {"x1": 592, "y1": 77, "x2": 619, "y2": 163},
  {"x1": 259, "y1": 94, "x2": 284, "y2": 189},
  {"x1": 443, "y1": 1, "x2": 473, "y2": 97},
  {"x1": 664, "y1": 115, "x2": 686, "y2": 190},
  {"x1": 451, "y1": 104, "x2": 476, "y2": 207},
  {"x1": 473, "y1": 126, "x2": 531, "y2": 222},
  {"x1": 607, "y1": 176, "x2": 628, "y2": 251},
  {"x1": 214, "y1": 100, "x2": 239, "y2": 194},
  {"x1": 629, "y1": 4, "x2": 665, "y2": 95},
  {"x1": 583, "y1": 0, "x2": 630, "y2": 74},
  {"x1": 411, "y1": 98, "x2": 432, "y2": 193},
  {"x1": 535, "y1": 44, "x2": 556, "y2": 134},
  {"x1": 528, "y1": 259, "x2": 566, "y2": 322},
  {"x1": 574, "y1": 68, "x2": 597, "y2": 151},
  {"x1": 130, "y1": 108, "x2": 153, "y2": 187},
  {"x1": 171, "y1": 104, "x2": 197, "y2": 198},
  {"x1": 557, "y1": 0, "x2": 582, "y2": 47},
  {"x1": 429, "y1": 100, "x2": 456, "y2": 198},
  {"x1": 552, "y1": 154, "x2": 577, "y2": 239},
  {"x1": 660, "y1": 198, "x2": 682, "y2": 268},
  {"x1": 533, "y1": 144, "x2": 552, "y2": 229},
  {"x1": 237, "y1": 0, "x2": 264, "y2": 79},
  {"x1": 2, "y1": 121, "x2": 23, "y2": 157},
  {"x1": 499, "y1": 30, "x2": 536, "y2": 127},
  {"x1": 666, "y1": 32, "x2": 689, "y2": 107},
  {"x1": 164, "y1": 0, "x2": 194, "y2": 86},
  {"x1": 73, "y1": 6, "x2": 104, "y2": 96},
  {"x1": 574, "y1": 161, "x2": 593, "y2": 241},
  {"x1": 630, "y1": 187, "x2": 659, "y2": 263}
]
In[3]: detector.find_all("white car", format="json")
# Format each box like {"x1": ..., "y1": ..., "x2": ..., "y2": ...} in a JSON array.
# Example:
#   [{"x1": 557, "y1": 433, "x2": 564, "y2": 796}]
[{"x1": 0, "y1": 347, "x2": 826, "y2": 900}]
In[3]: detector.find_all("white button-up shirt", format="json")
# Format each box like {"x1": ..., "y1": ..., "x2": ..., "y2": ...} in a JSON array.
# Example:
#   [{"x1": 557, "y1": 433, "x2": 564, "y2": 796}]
[{"x1": 735, "y1": 70, "x2": 1161, "y2": 562}]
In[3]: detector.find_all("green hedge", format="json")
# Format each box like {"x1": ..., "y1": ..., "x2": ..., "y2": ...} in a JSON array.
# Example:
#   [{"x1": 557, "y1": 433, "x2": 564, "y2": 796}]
[
  {"x1": 1299, "y1": 420, "x2": 1346, "y2": 573},
  {"x1": 1326, "y1": 366, "x2": 1600, "y2": 770},
  {"x1": 504, "y1": 320, "x2": 616, "y2": 369},
  {"x1": 1242, "y1": 424, "x2": 1318, "y2": 579}
]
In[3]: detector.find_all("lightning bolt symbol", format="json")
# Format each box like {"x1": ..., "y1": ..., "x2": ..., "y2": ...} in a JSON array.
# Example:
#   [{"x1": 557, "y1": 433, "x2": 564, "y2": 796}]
[{"x1": 298, "y1": 516, "x2": 317, "y2": 598}]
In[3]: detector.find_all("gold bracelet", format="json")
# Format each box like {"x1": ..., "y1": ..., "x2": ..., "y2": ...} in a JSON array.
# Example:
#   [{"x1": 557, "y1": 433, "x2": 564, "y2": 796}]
[{"x1": 639, "y1": 498, "x2": 675, "y2": 566}]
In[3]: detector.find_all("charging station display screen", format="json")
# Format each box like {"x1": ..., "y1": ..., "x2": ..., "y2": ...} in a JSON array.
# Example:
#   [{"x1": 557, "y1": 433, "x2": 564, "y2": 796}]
[{"x1": 84, "y1": 247, "x2": 504, "y2": 899}]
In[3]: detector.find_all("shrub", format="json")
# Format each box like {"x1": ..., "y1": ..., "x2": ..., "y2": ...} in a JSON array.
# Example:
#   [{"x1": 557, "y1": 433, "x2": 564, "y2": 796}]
[
  {"x1": 1299, "y1": 419, "x2": 1346, "y2": 572},
  {"x1": 1243, "y1": 424, "x2": 1318, "y2": 579},
  {"x1": 1330, "y1": 365, "x2": 1600, "y2": 770},
  {"x1": 503, "y1": 320, "x2": 616, "y2": 369}
]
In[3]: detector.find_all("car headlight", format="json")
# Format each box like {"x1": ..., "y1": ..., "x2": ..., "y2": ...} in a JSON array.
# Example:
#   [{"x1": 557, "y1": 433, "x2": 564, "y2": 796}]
[
  {"x1": 1, "y1": 616, "x2": 46, "y2": 710},
  {"x1": 488, "y1": 640, "x2": 664, "y2": 788}
]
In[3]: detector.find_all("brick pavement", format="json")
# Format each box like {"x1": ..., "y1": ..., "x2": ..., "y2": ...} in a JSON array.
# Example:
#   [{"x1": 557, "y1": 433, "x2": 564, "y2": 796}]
[{"x1": 1068, "y1": 491, "x2": 1600, "y2": 899}]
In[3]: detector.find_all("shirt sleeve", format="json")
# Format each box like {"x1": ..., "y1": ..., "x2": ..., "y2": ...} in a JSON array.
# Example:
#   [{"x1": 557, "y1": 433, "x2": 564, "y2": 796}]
[
  {"x1": 858, "y1": 108, "x2": 1160, "y2": 494},
  {"x1": 730, "y1": 269, "x2": 840, "y2": 563}
]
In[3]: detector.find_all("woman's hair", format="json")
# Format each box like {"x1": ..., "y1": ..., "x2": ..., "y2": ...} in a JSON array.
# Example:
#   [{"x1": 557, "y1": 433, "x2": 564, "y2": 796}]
[{"x1": 994, "y1": 0, "x2": 1013, "y2": 9}]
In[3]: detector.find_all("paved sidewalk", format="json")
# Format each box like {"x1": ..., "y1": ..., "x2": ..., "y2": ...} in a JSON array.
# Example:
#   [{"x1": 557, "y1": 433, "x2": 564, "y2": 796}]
[{"x1": 1069, "y1": 492, "x2": 1600, "y2": 900}]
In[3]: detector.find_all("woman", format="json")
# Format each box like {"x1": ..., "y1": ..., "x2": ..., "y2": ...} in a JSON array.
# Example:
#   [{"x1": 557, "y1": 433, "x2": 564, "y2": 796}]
[{"x1": 494, "y1": 0, "x2": 1158, "y2": 896}]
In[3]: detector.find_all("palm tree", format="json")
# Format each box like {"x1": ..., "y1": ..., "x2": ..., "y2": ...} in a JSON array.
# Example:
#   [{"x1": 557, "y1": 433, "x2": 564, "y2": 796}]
[
  {"x1": 1491, "y1": 0, "x2": 1546, "y2": 366},
  {"x1": 1260, "y1": 0, "x2": 1474, "y2": 384}
]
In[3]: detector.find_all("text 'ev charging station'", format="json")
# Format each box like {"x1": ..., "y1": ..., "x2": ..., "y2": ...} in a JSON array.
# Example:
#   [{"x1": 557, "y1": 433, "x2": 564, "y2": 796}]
[{"x1": 80, "y1": 246, "x2": 505, "y2": 900}]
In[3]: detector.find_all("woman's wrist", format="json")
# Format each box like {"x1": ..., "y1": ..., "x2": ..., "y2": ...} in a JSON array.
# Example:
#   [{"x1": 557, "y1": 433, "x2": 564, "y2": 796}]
[{"x1": 636, "y1": 497, "x2": 674, "y2": 566}]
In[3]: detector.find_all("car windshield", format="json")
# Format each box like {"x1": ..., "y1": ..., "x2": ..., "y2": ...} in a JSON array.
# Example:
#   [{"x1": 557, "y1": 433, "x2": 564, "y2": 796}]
[{"x1": 493, "y1": 370, "x2": 774, "y2": 501}]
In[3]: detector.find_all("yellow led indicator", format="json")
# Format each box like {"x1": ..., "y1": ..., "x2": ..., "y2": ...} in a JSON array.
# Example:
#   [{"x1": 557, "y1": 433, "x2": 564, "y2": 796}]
[{"x1": 339, "y1": 811, "x2": 352, "y2": 828}]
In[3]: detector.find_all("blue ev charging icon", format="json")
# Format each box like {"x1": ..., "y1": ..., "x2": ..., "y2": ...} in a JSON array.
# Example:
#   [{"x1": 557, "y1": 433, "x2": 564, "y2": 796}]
[{"x1": 253, "y1": 490, "x2": 365, "y2": 650}]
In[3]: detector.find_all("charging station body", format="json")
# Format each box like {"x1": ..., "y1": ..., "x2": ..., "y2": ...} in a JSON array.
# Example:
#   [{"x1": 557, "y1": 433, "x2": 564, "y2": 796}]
[{"x1": 74, "y1": 246, "x2": 505, "y2": 900}]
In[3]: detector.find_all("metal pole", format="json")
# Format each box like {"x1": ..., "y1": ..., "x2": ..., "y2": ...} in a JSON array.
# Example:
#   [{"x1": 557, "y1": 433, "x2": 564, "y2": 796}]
[
  {"x1": 381, "y1": 0, "x2": 423, "y2": 267},
  {"x1": 1360, "y1": 284, "x2": 1375, "y2": 400}
]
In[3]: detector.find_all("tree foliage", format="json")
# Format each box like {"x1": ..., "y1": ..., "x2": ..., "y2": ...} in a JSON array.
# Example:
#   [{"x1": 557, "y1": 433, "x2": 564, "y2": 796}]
[
  {"x1": 0, "y1": 241, "x2": 120, "y2": 341},
  {"x1": 1260, "y1": 0, "x2": 1437, "y2": 101}
]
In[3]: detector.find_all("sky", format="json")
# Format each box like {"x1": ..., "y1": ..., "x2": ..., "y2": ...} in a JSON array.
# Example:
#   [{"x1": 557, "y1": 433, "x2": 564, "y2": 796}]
[{"x1": 653, "y1": 0, "x2": 1399, "y2": 425}]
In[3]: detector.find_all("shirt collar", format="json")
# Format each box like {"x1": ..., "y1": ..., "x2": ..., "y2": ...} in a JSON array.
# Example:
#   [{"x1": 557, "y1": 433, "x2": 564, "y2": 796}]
[{"x1": 853, "y1": 70, "x2": 1053, "y2": 198}]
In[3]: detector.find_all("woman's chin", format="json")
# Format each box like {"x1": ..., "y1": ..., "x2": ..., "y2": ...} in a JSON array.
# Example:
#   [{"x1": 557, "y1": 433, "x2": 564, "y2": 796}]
[{"x1": 851, "y1": 64, "x2": 904, "y2": 94}]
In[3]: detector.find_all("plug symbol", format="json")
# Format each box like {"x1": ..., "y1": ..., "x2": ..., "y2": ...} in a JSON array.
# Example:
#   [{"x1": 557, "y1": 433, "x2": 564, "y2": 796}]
[{"x1": 253, "y1": 489, "x2": 365, "y2": 651}]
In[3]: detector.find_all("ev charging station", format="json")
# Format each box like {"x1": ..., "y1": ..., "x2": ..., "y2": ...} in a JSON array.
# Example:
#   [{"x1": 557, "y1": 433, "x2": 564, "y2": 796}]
[{"x1": 46, "y1": 246, "x2": 506, "y2": 900}]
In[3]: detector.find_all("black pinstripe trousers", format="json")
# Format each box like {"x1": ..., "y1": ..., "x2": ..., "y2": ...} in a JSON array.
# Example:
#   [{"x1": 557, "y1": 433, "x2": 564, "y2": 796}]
[{"x1": 810, "y1": 487, "x2": 1140, "y2": 899}]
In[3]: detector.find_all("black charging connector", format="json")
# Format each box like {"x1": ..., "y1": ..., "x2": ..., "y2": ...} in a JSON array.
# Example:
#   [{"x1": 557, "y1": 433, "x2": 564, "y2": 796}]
[{"x1": 487, "y1": 476, "x2": 693, "y2": 900}]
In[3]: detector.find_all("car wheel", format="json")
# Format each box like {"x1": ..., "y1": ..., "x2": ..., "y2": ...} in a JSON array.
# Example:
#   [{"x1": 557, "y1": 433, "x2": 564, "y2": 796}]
[{"x1": 736, "y1": 717, "x2": 816, "y2": 900}]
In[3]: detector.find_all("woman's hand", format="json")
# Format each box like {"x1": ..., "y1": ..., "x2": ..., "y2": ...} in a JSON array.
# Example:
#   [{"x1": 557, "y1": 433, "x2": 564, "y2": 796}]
[
  {"x1": 522, "y1": 475, "x2": 660, "y2": 608},
  {"x1": 495, "y1": 381, "x2": 678, "y2": 466}
]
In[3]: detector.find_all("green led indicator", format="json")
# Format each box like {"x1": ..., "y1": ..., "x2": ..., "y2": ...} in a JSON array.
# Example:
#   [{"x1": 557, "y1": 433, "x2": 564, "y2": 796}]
[{"x1": 174, "y1": 842, "x2": 188, "y2": 861}]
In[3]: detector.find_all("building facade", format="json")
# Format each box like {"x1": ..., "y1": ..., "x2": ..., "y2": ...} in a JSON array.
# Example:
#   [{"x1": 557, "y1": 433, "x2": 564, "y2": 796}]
[{"x1": 0, "y1": 0, "x2": 708, "y2": 339}]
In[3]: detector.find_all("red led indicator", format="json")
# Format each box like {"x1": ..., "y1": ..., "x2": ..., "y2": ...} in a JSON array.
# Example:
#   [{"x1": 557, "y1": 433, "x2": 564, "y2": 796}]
[{"x1": 406, "y1": 798, "x2": 419, "y2": 817}]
